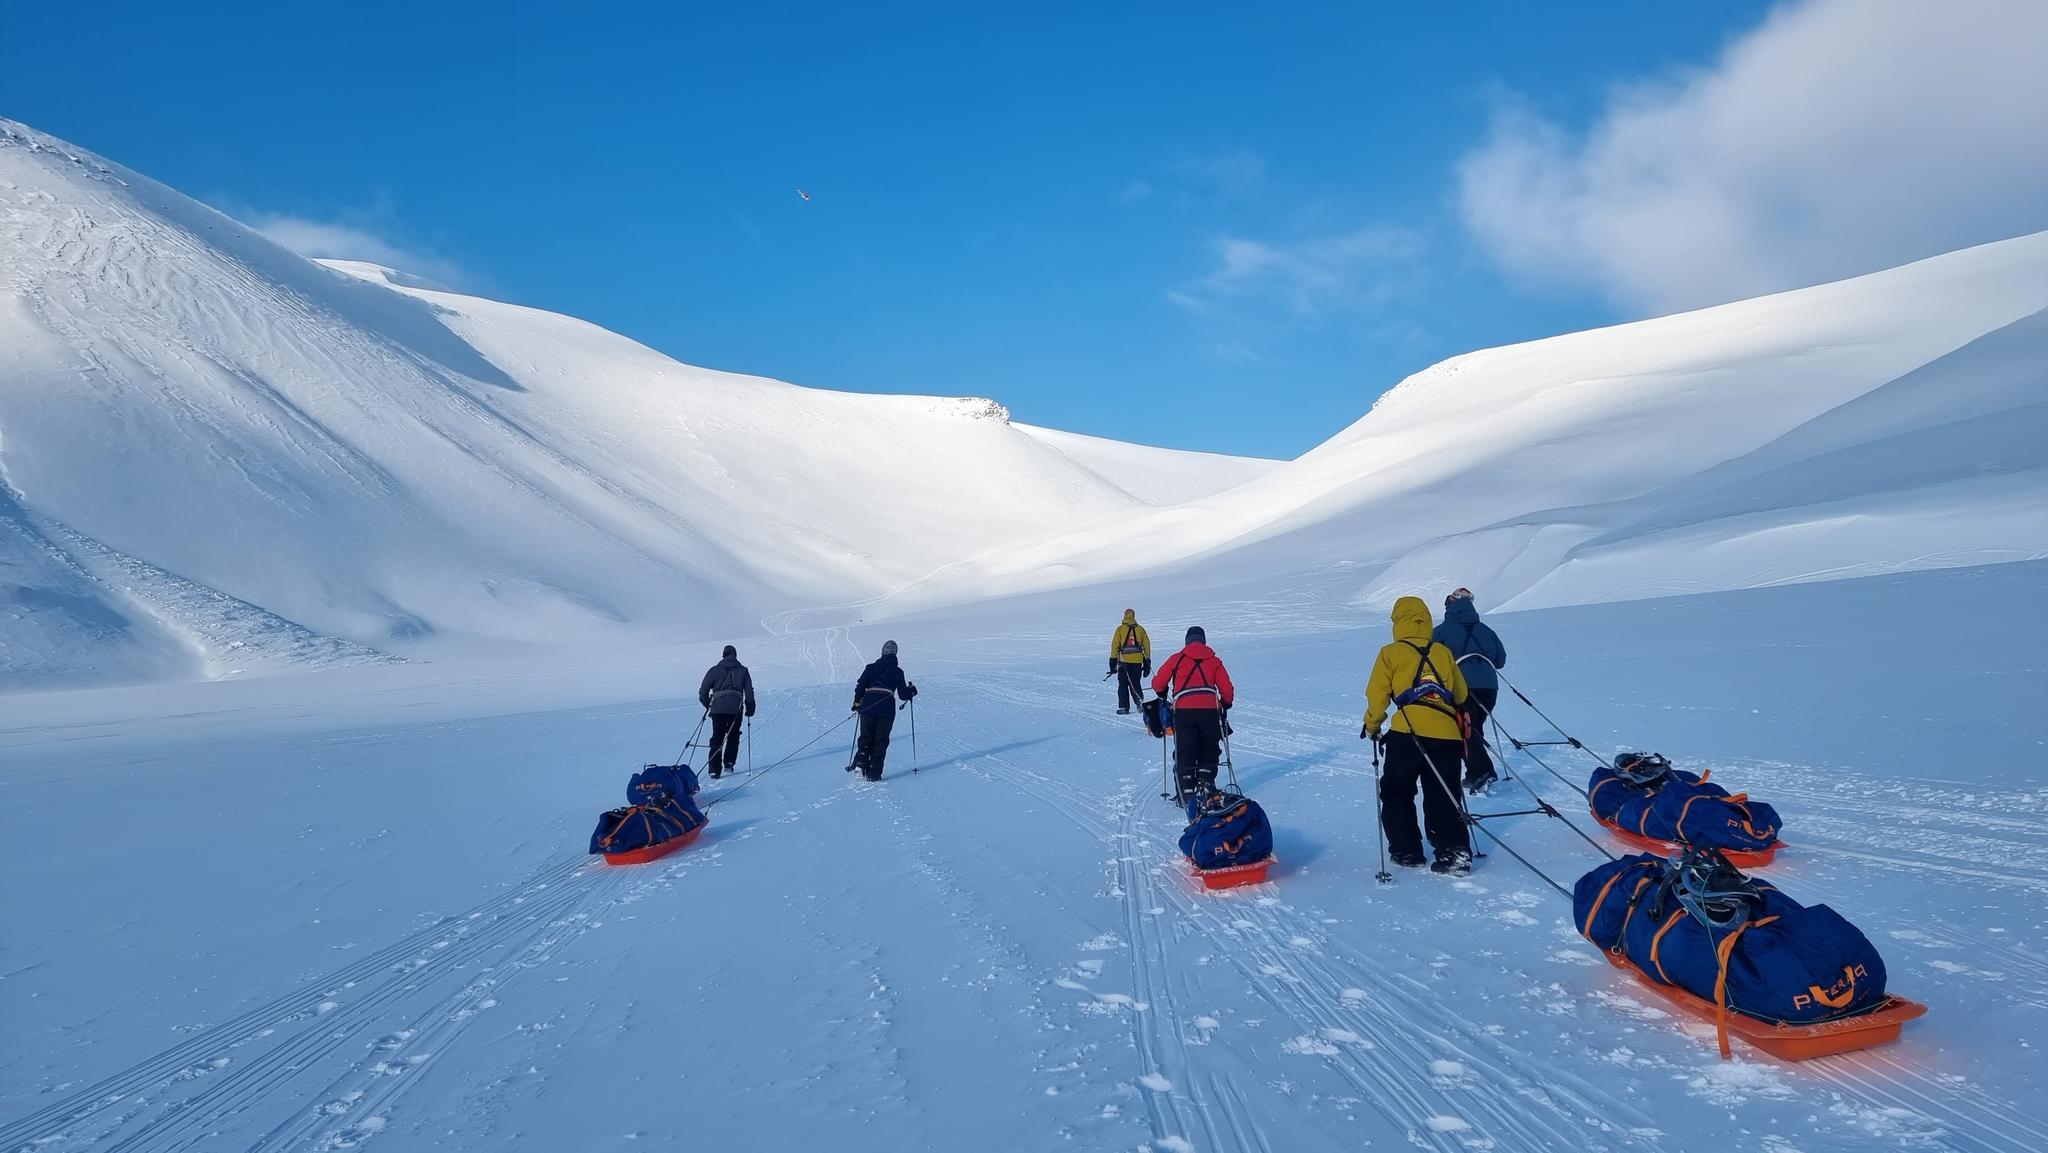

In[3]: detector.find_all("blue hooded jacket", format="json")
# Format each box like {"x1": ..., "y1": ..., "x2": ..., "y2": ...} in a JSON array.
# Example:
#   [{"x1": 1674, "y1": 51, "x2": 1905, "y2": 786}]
[{"x1": 1432, "y1": 598, "x2": 1506, "y2": 691}]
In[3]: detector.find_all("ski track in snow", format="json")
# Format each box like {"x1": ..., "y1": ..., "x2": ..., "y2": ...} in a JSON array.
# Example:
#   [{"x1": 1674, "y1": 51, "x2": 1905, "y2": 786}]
[{"x1": 1, "y1": 854, "x2": 613, "y2": 1151}]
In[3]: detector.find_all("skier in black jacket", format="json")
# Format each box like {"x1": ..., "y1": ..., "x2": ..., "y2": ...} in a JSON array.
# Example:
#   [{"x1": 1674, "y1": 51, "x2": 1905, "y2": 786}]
[
  {"x1": 697, "y1": 645, "x2": 756, "y2": 779},
  {"x1": 849, "y1": 640, "x2": 917, "y2": 781}
]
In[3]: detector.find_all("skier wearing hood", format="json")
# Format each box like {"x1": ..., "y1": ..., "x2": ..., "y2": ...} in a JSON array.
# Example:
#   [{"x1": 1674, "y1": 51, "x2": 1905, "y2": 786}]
[
  {"x1": 1364, "y1": 597, "x2": 1474, "y2": 874},
  {"x1": 1433, "y1": 588, "x2": 1507, "y2": 792},
  {"x1": 1108, "y1": 609, "x2": 1152, "y2": 715},
  {"x1": 1153, "y1": 626, "x2": 1235, "y2": 800},
  {"x1": 850, "y1": 640, "x2": 918, "y2": 781},
  {"x1": 697, "y1": 645, "x2": 756, "y2": 779}
]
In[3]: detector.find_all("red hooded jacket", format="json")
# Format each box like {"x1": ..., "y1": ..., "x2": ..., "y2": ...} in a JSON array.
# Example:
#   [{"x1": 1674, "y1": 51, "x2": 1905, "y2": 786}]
[{"x1": 1151, "y1": 643, "x2": 1234, "y2": 710}]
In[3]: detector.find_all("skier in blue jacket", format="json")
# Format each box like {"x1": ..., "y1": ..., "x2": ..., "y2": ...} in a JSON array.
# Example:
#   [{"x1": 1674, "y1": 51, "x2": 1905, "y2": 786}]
[{"x1": 1433, "y1": 589, "x2": 1507, "y2": 792}]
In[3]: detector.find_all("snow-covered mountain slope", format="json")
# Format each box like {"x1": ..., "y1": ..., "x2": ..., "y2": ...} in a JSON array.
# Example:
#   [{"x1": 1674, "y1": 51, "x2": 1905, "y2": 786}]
[
  {"x1": 907, "y1": 232, "x2": 2048, "y2": 614},
  {"x1": 6, "y1": 109, "x2": 2046, "y2": 695},
  {"x1": 1013, "y1": 423, "x2": 1278, "y2": 504},
  {"x1": 0, "y1": 120, "x2": 1270, "y2": 689}
]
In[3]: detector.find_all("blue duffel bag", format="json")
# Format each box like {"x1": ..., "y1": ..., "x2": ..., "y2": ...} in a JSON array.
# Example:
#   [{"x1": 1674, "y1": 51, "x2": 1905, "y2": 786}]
[
  {"x1": 1575, "y1": 849, "x2": 1887, "y2": 1027},
  {"x1": 590, "y1": 794, "x2": 706, "y2": 855},
  {"x1": 1589, "y1": 753, "x2": 1781, "y2": 854},
  {"x1": 1179, "y1": 789, "x2": 1273, "y2": 870},
  {"x1": 628, "y1": 762, "x2": 701, "y2": 807}
]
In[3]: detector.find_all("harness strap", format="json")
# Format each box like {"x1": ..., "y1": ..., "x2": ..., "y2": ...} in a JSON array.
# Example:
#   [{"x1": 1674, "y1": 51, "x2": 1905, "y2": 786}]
[
  {"x1": 1401, "y1": 642, "x2": 1467, "y2": 733},
  {"x1": 1167, "y1": 653, "x2": 1223, "y2": 704},
  {"x1": 1711, "y1": 922, "x2": 1753, "y2": 1059}
]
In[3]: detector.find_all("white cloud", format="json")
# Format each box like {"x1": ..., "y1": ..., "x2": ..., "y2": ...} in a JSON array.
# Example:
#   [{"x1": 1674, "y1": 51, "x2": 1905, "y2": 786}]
[
  {"x1": 1170, "y1": 224, "x2": 1424, "y2": 319},
  {"x1": 1118, "y1": 179, "x2": 1154, "y2": 204},
  {"x1": 1458, "y1": 0, "x2": 2048, "y2": 315},
  {"x1": 240, "y1": 212, "x2": 465, "y2": 289}
]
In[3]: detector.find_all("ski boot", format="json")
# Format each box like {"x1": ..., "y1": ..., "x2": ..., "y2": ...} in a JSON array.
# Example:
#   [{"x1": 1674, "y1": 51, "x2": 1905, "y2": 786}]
[{"x1": 1430, "y1": 851, "x2": 1473, "y2": 877}]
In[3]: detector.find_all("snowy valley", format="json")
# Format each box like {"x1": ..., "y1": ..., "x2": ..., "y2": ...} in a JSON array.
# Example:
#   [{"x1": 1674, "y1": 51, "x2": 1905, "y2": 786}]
[{"x1": 4, "y1": 115, "x2": 2047, "y2": 1153}]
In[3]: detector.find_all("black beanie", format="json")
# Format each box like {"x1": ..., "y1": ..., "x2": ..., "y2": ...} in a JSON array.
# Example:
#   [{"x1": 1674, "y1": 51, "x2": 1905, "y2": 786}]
[
  {"x1": 722, "y1": 645, "x2": 737, "y2": 659},
  {"x1": 1185, "y1": 626, "x2": 1206, "y2": 644}
]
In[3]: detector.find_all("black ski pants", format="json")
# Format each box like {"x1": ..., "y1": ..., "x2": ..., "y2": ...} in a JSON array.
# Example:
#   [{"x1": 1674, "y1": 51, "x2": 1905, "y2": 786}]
[
  {"x1": 1461, "y1": 688, "x2": 1499, "y2": 786},
  {"x1": 708, "y1": 713, "x2": 743, "y2": 773},
  {"x1": 1173, "y1": 707, "x2": 1223, "y2": 795},
  {"x1": 855, "y1": 702, "x2": 898, "y2": 778},
  {"x1": 1115, "y1": 663, "x2": 1145, "y2": 710},
  {"x1": 1380, "y1": 732, "x2": 1471, "y2": 862}
]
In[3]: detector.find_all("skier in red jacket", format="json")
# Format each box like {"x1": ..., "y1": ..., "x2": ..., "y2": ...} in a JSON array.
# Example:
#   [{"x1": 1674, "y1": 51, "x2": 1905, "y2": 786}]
[{"x1": 1152, "y1": 626, "x2": 1235, "y2": 800}]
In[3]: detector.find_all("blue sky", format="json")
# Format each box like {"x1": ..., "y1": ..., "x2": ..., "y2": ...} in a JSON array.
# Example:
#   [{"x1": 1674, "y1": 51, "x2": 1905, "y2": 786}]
[{"x1": 8, "y1": 1, "x2": 2044, "y2": 458}]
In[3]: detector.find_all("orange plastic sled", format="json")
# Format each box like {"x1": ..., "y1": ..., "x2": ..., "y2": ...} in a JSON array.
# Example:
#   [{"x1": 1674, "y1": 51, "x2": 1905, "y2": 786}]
[
  {"x1": 1593, "y1": 812, "x2": 1782, "y2": 868},
  {"x1": 600, "y1": 823, "x2": 705, "y2": 866},
  {"x1": 1600, "y1": 952, "x2": 1926, "y2": 1061},
  {"x1": 1190, "y1": 857, "x2": 1274, "y2": 890}
]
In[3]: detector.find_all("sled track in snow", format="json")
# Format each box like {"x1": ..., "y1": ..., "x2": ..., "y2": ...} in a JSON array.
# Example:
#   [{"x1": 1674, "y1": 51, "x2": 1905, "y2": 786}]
[
  {"x1": 0, "y1": 853, "x2": 637, "y2": 1153},
  {"x1": 947, "y1": 693, "x2": 1672, "y2": 1153},
  {"x1": 1800, "y1": 1049, "x2": 2048, "y2": 1153}
]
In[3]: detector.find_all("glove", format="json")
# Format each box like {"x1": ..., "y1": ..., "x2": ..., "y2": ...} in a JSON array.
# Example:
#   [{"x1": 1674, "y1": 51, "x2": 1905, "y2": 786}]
[
  {"x1": 745, "y1": 703, "x2": 756, "y2": 718},
  {"x1": 903, "y1": 683, "x2": 918, "y2": 700},
  {"x1": 1110, "y1": 659, "x2": 1120, "y2": 675},
  {"x1": 1142, "y1": 660, "x2": 1151, "y2": 676},
  {"x1": 1360, "y1": 722, "x2": 1375, "y2": 742},
  {"x1": 850, "y1": 702, "x2": 861, "y2": 713}
]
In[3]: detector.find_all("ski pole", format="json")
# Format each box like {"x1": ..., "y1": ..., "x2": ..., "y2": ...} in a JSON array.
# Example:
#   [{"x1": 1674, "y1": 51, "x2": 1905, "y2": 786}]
[
  {"x1": 746, "y1": 714, "x2": 754, "y2": 777},
  {"x1": 1221, "y1": 707, "x2": 1237, "y2": 791},
  {"x1": 1371, "y1": 737, "x2": 1392, "y2": 884},
  {"x1": 909, "y1": 697, "x2": 919, "y2": 773},
  {"x1": 674, "y1": 709, "x2": 708, "y2": 767},
  {"x1": 1158, "y1": 703, "x2": 1174, "y2": 801}
]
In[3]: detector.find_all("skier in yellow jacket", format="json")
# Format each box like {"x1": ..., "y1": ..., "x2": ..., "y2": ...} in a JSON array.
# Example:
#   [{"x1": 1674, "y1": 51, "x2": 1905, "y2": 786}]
[
  {"x1": 1363, "y1": 596, "x2": 1474, "y2": 874},
  {"x1": 1108, "y1": 609, "x2": 1151, "y2": 715}
]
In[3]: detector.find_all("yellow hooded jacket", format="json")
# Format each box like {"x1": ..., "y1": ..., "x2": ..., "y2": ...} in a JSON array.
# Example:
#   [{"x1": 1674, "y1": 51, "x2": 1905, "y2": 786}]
[
  {"x1": 1364, "y1": 596, "x2": 1470, "y2": 740},
  {"x1": 1111, "y1": 611, "x2": 1151, "y2": 665}
]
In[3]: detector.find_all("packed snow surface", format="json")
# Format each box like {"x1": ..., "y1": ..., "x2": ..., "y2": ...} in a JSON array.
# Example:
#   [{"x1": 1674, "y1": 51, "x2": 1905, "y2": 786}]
[{"x1": 4, "y1": 562, "x2": 2046, "y2": 1152}]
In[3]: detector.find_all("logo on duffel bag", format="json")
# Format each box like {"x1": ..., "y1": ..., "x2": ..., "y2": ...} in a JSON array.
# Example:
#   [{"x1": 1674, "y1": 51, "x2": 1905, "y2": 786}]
[{"x1": 1793, "y1": 963, "x2": 1868, "y2": 1012}]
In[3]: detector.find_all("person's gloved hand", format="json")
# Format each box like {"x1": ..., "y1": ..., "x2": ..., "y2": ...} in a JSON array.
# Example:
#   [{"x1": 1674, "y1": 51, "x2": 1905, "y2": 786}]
[
  {"x1": 1360, "y1": 721, "x2": 1375, "y2": 742},
  {"x1": 1109, "y1": 659, "x2": 1119, "y2": 675},
  {"x1": 903, "y1": 683, "x2": 918, "y2": 700},
  {"x1": 745, "y1": 703, "x2": 756, "y2": 718},
  {"x1": 850, "y1": 702, "x2": 861, "y2": 713}
]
